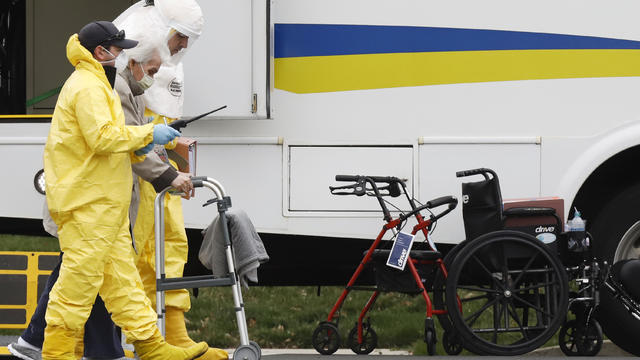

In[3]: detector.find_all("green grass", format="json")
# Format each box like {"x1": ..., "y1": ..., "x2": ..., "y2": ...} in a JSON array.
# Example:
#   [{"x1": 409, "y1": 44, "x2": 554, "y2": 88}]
[
  {"x1": 0, "y1": 234, "x2": 59, "y2": 252},
  {"x1": 185, "y1": 286, "x2": 441, "y2": 353},
  {"x1": 1, "y1": 234, "x2": 566, "y2": 354}
]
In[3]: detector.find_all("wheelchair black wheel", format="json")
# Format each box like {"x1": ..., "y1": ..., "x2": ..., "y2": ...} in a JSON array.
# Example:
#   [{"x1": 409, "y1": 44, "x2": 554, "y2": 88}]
[
  {"x1": 347, "y1": 324, "x2": 377, "y2": 355},
  {"x1": 559, "y1": 319, "x2": 581, "y2": 356},
  {"x1": 576, "y1": 318, "x2": 603, "y2": 356},
  {"x1": 312, "y1": 322, "x2": 341, "y2": 355},
  {"x1": 442, "y1": 330, "x2": 464, "y2": 355},
  {"x1": 445, "y1": 230, "x2": 568, "y2": 355}
]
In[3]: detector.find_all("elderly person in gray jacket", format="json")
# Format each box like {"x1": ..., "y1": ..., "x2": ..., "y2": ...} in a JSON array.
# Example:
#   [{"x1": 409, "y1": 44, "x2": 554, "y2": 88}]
[
  {"x1": 9, "y1": 29, "x2": 195, "y2": 360},
  {"x1": 116, "y1": 31, "x2": 193, "y2": 230}
]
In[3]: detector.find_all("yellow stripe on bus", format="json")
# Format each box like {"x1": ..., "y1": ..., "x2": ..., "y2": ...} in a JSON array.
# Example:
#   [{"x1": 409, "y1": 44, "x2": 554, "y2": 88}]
[
  {"x1": 0, "y1": 114, "x2": 52, "y2": 119},
  {"x1": 275, "y1": 49, "x2": 640, "y2": 93}
]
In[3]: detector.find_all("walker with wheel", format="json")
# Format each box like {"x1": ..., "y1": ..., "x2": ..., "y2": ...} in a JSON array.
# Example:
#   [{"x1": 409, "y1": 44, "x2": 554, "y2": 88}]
[{"x1": 154, "y1": 177, "x2": 262, "y2": 360}]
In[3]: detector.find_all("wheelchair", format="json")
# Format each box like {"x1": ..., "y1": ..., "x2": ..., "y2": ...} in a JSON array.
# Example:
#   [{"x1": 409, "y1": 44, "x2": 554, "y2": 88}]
[{"x1": 441, "y1": 168, "x2": 605, "y2": 356}]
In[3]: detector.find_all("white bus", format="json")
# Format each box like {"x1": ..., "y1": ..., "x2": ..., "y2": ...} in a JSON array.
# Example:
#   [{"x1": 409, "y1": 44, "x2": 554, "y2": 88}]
[{"x1": 3, "y1": 0, "x2": 640, "y2": 354}]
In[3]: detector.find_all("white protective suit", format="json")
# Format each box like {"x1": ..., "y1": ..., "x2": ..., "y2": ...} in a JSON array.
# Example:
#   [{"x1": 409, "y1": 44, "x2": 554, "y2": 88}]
[{"x1": 114, "y1": 3, "x2": 228, "y2": 360}]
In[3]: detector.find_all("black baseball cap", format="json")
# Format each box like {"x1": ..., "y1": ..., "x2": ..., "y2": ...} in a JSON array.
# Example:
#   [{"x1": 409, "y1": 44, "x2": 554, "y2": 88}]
[{"x1": 78, "y1": 21, "x2": 138, "y2": 52}]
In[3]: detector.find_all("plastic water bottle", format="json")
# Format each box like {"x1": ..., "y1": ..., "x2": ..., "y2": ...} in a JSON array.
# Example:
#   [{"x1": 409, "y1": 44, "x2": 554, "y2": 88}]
[{"x1": 568, "y1": 208, "x2": 586, "y2": 251}]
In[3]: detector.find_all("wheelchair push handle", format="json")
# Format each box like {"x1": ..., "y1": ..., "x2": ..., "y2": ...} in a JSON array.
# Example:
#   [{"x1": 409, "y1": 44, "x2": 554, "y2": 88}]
[{"x1": 456, "y1": 167, "x2": 497, "y2": 180}]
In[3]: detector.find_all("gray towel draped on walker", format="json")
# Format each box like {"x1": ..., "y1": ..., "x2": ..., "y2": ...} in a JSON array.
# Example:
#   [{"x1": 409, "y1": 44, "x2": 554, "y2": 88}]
[{"x1": 199, "y1": 209, "x2": 269, "y2": 287}]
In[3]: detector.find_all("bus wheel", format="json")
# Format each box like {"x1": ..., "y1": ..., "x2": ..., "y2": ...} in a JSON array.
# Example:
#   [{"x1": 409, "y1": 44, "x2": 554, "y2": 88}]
[{"x1": 591, "y1": 184, "x2": 640, "y2": 356}]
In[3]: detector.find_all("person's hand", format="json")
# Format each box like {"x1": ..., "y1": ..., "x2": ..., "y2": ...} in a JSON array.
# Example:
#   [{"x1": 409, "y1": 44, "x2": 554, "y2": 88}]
[
  {"x1": 134, "y1": 143, "x2": 154, "y2": 156},
  {"x1": 153, "y1": 124, "x2": 181, "y2": 145},
  {"x1": 171, "y1": 172, "x2": 193, "y2": 199}
]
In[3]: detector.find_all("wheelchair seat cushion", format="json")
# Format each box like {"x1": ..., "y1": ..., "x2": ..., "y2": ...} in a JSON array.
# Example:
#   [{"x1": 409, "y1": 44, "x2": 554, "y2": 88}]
[{"x1": 613, "y1": 259, "x2": 640, "y2": 302}]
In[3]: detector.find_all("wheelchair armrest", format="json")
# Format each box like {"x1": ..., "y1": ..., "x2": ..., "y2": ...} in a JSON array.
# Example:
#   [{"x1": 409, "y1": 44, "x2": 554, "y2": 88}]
[
  {"x1": 503, "y1": 207, "x2": 556, "y2": 217},
  {"x1": 503, "y1": 207, "x2": 562, "y2": 228}
]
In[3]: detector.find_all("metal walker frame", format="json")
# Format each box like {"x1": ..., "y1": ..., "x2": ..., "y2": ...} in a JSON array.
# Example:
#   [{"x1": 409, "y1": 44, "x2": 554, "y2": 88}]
[{"x1": 154, "y1": 176, "x2": 261, "y2": 359}]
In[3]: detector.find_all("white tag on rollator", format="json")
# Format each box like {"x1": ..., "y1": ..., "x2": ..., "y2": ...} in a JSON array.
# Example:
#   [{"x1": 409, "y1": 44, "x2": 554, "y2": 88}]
[{"x1": 386, "y1": 231, "x2": 415, "y2": 271}]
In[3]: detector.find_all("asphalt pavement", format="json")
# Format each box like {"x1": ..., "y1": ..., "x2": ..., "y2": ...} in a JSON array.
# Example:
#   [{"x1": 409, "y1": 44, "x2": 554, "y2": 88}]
[{"x1": 1, "y1": 335, "x2": 633, "y2": 359}]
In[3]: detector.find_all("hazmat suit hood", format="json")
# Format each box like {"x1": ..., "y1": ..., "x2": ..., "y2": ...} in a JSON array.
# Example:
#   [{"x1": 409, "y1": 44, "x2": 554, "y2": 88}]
[
  {"x1": 114, "y1": 0, "x2": 203, "y2": 65},
  {"x1": 114, "y1": 0, "x2": 204, "y2": 118},
  {"x1": 155, "y1": 0, "x2": 204, "y2": 39},
  {"x1": 66, "y1": 34, "x2": 111, "y2": 89}
]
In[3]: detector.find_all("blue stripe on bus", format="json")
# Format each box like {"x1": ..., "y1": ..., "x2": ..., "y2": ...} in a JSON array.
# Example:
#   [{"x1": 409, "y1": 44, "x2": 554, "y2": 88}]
[{"x1": 274, "y1": 24, "x2": 640, "y2": 58}]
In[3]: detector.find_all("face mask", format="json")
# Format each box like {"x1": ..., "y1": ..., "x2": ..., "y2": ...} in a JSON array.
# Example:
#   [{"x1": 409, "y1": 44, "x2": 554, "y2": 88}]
[
  {"x1": 99, "y1": 46, "x2": 128, "y2": 72},
  {"x1": 137, "y1": 63, "x2": 155, "y2": 90}
]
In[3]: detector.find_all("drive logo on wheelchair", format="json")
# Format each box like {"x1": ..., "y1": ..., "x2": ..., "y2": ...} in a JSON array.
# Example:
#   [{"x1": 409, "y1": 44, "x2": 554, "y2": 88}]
[{"x1": 535, "y1": 225, "x2": 555, "y2": 233}]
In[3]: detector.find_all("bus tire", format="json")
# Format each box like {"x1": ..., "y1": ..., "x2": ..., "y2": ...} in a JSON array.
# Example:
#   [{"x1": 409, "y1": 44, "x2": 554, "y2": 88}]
[{"x1": 591, "y1": 184, "x2": 640, "y2": 356}]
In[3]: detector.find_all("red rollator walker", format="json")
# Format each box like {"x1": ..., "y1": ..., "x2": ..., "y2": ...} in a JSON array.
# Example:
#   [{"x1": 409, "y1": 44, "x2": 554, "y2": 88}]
[{"x1": 312, "y1": 175, "x2": 459, "y2": 355}]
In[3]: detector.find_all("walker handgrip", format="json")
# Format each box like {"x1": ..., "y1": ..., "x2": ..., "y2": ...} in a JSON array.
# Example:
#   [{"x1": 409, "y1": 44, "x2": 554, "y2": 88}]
[
  {"x1": 427, "y1": 196, "x2": 458, "y2": 209},
  {"x1": 191, "y1": 176, "x2": 207, "y2": 181},
  {"x1": 336, "y1": 175, "x2": 359, "y2": 182},
  {"x1": 336, "y1": 175, "x2": 400, "y2": 183},
  {"x1": 192, "y1": 179, "x2": 204, "y2": 188},
  {"x1": 367, "y1": 176, "x2": 398, "y2": 183}
]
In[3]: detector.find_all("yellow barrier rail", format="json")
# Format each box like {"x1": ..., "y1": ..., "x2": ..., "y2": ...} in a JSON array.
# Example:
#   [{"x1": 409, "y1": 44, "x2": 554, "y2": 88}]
[{"x1": 0, "y1": 251, "x2": 59, "y2": 356}]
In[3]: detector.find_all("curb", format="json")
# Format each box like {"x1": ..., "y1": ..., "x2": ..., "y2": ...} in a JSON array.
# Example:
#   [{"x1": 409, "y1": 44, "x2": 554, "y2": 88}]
[{"x1": 227, "y1": 348, "x2": 410, "y2": 356}]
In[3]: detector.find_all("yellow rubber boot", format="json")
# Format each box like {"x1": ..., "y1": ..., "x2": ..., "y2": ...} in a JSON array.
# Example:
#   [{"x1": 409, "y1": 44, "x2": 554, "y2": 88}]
[
  {"x1": 133, "y1": 329, "x2": 208, "y2": 360},
  {"x1": 166, "y1": 306, "x2": 229, "y2": 360}
]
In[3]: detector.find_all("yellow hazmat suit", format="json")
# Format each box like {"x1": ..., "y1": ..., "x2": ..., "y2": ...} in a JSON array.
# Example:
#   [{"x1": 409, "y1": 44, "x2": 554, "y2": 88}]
[
  {"x1": 135, "y1": 113, "x2": 228, "y2": 360},
  {"x1": 134, "y1": 111, "x2": 190, "y2": 312},
  {"x1": 42, "y1": 34, "x2": 207, "y2": 360}
]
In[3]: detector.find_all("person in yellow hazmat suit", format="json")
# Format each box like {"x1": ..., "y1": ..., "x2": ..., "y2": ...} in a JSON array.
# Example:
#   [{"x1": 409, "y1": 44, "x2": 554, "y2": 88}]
[
  {"x1": 115, "y1": 2, "x2": 228, "y2": 359},
  {"x1": 41, "y1": 20, "x2": 208, "y2": 360}
]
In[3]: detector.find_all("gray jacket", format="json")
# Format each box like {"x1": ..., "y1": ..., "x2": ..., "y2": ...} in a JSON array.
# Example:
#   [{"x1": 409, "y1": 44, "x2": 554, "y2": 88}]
[{"x1": 115, "y1": 68, "x2": 179, "y2": 227}]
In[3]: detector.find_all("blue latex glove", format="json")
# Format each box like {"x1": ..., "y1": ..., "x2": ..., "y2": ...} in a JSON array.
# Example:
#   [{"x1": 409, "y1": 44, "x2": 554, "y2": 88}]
[
  {"x1": 152, "y1": 124, "x2": 181, "y2": 145},
  {"x1": 134, "y1": 142, "x2": 154, "y2": 156}
]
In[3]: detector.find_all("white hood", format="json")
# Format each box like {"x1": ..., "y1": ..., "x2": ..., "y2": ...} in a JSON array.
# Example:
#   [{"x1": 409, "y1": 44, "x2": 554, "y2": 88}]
[{"x1": 113, "y1": 0, "x2": 204, "y2": 118}]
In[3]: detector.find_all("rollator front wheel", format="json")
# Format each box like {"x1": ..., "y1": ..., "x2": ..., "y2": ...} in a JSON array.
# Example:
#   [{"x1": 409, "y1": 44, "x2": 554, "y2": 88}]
[
  {"x1": 425, "y1": 327, "x2": 436, "y2": 355},
  {"x1": 347, "y1": 324, "x2": 377, "y2": 354},
  {"x1": 312, "y1": 322, "x2": 341, "y2": 355},
  {"x1": 445, "y1": 230, "x2": 568, "y2": 355}
]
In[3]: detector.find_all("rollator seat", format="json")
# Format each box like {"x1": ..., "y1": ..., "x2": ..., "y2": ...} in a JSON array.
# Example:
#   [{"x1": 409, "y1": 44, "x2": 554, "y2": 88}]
[{"x1": 366, "y1": 249, "x2": 442, "y2": 261}]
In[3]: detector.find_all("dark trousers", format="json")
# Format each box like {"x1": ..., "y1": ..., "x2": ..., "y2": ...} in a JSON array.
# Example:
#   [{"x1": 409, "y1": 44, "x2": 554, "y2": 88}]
[{"x1": 21, "y1": 254, "x2": 124, "y2": 359}]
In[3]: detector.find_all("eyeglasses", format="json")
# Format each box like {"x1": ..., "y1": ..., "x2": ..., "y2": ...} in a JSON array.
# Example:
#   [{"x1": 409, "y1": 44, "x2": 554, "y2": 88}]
[{"x1": 102, "y1": 29, "x2": 125, "y2": 44}]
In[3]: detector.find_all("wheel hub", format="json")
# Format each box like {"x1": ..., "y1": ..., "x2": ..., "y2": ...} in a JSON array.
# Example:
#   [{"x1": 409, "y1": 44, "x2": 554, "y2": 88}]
[{"x1": 614, "y1": 220, "x2": 640, "y2": 262}]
